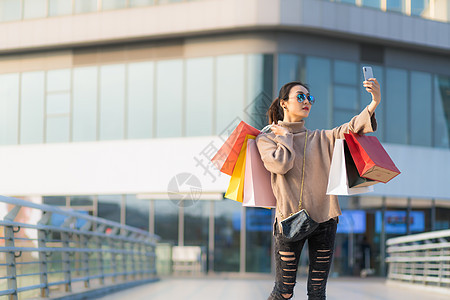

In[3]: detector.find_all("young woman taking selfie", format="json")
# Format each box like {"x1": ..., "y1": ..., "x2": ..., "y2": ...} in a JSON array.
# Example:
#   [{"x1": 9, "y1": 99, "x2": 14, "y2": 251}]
[{"x1": 255, "y1": 77, "x2": 381, "y2": 300}]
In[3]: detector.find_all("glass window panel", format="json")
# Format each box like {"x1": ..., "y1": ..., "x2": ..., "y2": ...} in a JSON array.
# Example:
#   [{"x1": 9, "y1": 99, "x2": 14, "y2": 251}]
[
  {"x1": 245, "y1": 208, "x2": 273, "y2": 273},
  {"x1": 306, "y1": 56, "x2": 332, "y2": 130},
  {"x1": 130, "y1": 0, "x2": 155, "y2": 7},
  {"x1": 47, "y1": 93, "x2": 70, "y2": 115},
  {"x1": 184, "y1": 201, "x2": 209, "y2": 247},
  {"x1": 411, "y1": 0, "x2": 430, "y2": 16},
  {"x1": 100, "y1": 64, "x2": 125, "y2": 140},
  {"x1": 387, "y1": 0, "x2": 404, "y2": 13},
  {"x1": 334, "y1": 60, "x2": 357, "y2": 86},
  {"x1": 215, "y1": 55, "x2": 245, "y2": 135},
  {"x1": 156, "y1": 60, "x2": 183, "y2": 138},
  {"x1": 125, "y1": 195, "x2": 149, "y2": 231},
  {"x1": 46, "y1": 115, "x2": 70, "y2": 143},
  {"x1": 102, "y1": 0, "x2": 127, "y2": 11},
  {"x1": 70, "y1": 195, "x2": 94, "y2": 206},
  {"x1": 410, "y1": 71, "x2": 432, "y2": 146},
  {"x1": 97, "y1": 195, "x2": 122, "y2": 223},
  {"x1": 334, "y1": 85, "x2": 358, "y2": 110},
  {"x1": 0, "y1": 73, "x2": 19, "y2": 145},
  {"x1": 154, "y1": 200, "x2": 179, "y2": 244},
  {"x1": 73, "y1": 66, "x2": 98, "y2": 142},
  {"x1": 337, "y1": 0, "x2": 356, "y2": 4},
  {"x1": 21, "y1": 71, "x2": 45, "y2": 144},
  {"x1": 0, "y1": 0, "x2": 22, "y2": 22},
  {"x1": 49, "y1": 0, "x2": 72, "y2": 16},
  {"x1": 434, "y1": 75, "x2": 450, "y2": 148},
  {"x1": 214, "y1": 199, "x2": 241, "y2": 272},
  {"x1": 277, "y1": 54, "x2": 302, "y2": 92},
  {"x1": 127, "y1": 62, "x2": 154, "y2": 139},
  {"x1": 186, "y1": 57, "x2": 213, "y2": 136},
  {"x1": 360, "y1": 64, "x2": 384, "y2": 141},
  {"x1": 43, "y1": 196, "x2": 66, "y2": 206},
  {"x1": 23, "y1": 0, "x2": 47, "y2": 19},
  {"x1": 47, "y1": 69, "x2": 70, "y2": 92},
  {"x1": 75, "y1": 0, "x2": 97, "y2": 13},
  {"x1": 246, "y1": 54, "x2": 274, "y2": 130},
  {"x1": 362, "y1": 0, "x2": 381, "y2": 9},
  {"x1": 386, "y1": 68, "x2": 408, "y2": 144},
  {"x1": 333, "y1": 110, "x2": 356, "y2": 128}
]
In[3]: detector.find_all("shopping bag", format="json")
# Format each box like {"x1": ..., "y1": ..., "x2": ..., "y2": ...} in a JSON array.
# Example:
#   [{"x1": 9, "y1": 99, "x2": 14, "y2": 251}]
[
  {"x1": 326, "y1": 139, "x2": 375, "y2": 196},
  {"x1": 242, "y1": 139, "x2": 276, "y2": 208},
  {"x1": 211, "y1": 121, "x2": 260, "y2": 176},
  {"x1": 344, "y1": 131, "x2": 400, "y2": 183},
  {"x1": 344, "y1": 141, "x2": 378, "y2": 188},
  {"x1": 224, "y1": 135, "x2": 256, "y2": 202}
]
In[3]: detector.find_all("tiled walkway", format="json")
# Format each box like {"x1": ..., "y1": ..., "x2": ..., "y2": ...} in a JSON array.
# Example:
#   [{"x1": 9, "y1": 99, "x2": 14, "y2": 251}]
[{"x1": 97, "y1": 276, "x2": 450, "y2": 300}]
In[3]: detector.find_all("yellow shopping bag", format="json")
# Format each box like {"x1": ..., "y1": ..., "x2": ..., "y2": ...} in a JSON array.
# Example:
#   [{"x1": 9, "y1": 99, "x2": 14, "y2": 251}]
[{"x1": 224, "y1": 134, "x2": 256, "y2": 202}]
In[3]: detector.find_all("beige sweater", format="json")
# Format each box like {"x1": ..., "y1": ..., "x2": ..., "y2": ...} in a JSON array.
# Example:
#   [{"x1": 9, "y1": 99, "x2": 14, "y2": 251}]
[{"x1": 255, "y1": 106, "x2": 377, "y2": 233}]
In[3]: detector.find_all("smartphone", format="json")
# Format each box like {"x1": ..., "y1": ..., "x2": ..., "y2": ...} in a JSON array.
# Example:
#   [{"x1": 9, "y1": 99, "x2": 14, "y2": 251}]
[{"x1": 363, "y1": 66, "x2": 374, "y2": 81}]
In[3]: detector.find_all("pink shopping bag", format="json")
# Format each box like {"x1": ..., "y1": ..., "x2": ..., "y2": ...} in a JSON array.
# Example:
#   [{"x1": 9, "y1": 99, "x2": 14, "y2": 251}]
[{"x1": 242, "y1": 139, "x2": 276, "y2": 208}]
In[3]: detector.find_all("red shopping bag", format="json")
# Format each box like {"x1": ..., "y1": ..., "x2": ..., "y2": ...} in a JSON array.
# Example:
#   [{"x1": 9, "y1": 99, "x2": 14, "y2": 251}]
[
  {"x1": 211, "y1": 121, "x2": 260, "y2": 176},
  {"x1": 344, "y1": 131, "x2": 400, "y2": 183}
]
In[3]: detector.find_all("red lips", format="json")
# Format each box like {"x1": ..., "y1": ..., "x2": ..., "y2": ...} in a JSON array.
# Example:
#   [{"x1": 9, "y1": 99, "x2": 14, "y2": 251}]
[{"x1": 302, "y1": 107, "x2": 310, "y2": 111}]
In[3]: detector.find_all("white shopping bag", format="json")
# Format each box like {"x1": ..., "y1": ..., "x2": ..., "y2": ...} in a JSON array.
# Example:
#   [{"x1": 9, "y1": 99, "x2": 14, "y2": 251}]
[{"x1": 326, "y1": 139, "x2": 374, "y2": 196}]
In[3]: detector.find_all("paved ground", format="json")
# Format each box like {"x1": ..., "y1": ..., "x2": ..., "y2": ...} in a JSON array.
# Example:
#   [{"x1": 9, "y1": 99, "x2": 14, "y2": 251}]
[{"x1": 97, "y1": 275, "x2": 450, "y2": 300}]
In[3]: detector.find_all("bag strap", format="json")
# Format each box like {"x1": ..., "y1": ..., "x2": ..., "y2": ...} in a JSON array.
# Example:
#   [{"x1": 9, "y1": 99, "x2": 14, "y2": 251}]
[{"x1": 278, "y1": 132, "x2": 308, "y2": 219}]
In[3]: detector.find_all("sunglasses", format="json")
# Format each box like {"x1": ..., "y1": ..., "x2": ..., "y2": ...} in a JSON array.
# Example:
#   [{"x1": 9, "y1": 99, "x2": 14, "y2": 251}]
[{"x1": 297, "y1": 93, "x2": 315, "y2": 105}]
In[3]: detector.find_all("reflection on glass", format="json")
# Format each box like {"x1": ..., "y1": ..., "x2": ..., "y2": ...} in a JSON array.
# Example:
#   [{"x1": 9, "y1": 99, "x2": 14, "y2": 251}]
[
  {"x1": 130, "y1": 0, "x2": 155, "y2": 7},
  {"x1": 0, "y1": 73, "x2": 19, "y2": 145},
  {"x1": 125, "y1": 195, "x2": 149, "y2": 231},
  {"x1": 102, "y1": 0, "x2": 127, "y2": 11},
  {"x1": 127, "y1": 62, "x2": 154, "y2": 139},
  {"x1": 100, "y1": 64, "x2": 125, "y2": 140},
  {"x1": 334, "y1": 86, "x2": 358, "y2": 110},
  {"x1": 410, "y1": 71, "x2": 432, "y2": 146},
  {"x1": 0, "y1": 0, "x2": 22, "y2": 22},
  {"x1": 214, "y1": 199, "x2": 241, "y2": 272},
  {"x1": 245, "y1": 208, "x2": 273, "y2": 273},
  {"x1": 21, "y1": 72, "x2": 45, "y2": 144},
  {"x1": 246, "y1": 54, "x2": 274, "y2": 129},
  {"x1": 360, "y1": 64, "x2": 384, "y2": 141},
  {"x1": 43, "y1": 196, "x2": 66, "y2": 206},
  {"x1": 98, "y1": 195, "x2": 122, "y2": 223},
  {"x1": 70, "y1": 195, "x2": 94, "y2": 206},
  {"x1": 386, "y1": 0, "x2": 404, "y2": 13},
  {"x1": 186, "y1": 57, "x2": 213, "y2": 136},
  {"x1": 49, "y1": 0, "x2": 73, "y2": 16},
  {"x1": 23, "y1": 0, "x2": 47, "y2": 19},
  {"x1": 156, "y1": 60, "x2": 183, "y2": 138},
  {"x1": 75, "y1": 0, "x2": 97, "y2": 13},
  {"x1": 215, "y1": 55, "x2": 245, "y2": 135},
  {"x1": 46, "y1": 115, "x2": 70, "y2": 143},
  {"x1": 154, "y1": 200, "x2": 179, "y2": 244},
  {"x1": 306, "y1": 56, "x2": 332, "y2": 130},
  {"x1": 434, "y1": 75, "x2": 450, "y2": 148},
  {"x1": 362, "y1": 0, "x2": 381, "y2": 9},
  {"x1": 277, "y1": 54, "x2": 302, "y2": 92},
  {"x1": 184, "y1": 201, "x2": 209, "y2": 248},
  {"x1": 386, "y1": 68, "x2": 408, "y2": 144},
  {"x1": 73, "y1": 66, "x2": 98, "y2": 142},
  {"x1": 333, "y1": 110, "x2": 355, "y2": 128},
  {"x1": 411, "y1": 0, "x2": 430, "y2": 16},
  {"x1": 334, "y1": 60, "x2": 357, "y2": 86}
]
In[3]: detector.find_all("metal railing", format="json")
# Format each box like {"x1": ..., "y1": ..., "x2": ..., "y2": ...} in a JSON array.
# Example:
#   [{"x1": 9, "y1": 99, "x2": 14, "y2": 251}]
[
  {"x1": 0, "y1": 195, "x2": 159, "y2": 299},
  {"x1": 386, "y1": 229, "x2": 450, "y2": 290}
]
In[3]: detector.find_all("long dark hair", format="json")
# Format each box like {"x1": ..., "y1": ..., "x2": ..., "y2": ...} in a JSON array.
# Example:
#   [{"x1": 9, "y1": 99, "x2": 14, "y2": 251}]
[{"x1": 267, "y1": 81, "x2": 309, "y2": 124}]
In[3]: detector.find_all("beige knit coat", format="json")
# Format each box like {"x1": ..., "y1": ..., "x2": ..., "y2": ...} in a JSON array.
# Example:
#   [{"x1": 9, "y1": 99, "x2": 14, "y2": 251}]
[{"x1": 255, "y1": 106, "x2": 377, "y2": 234}]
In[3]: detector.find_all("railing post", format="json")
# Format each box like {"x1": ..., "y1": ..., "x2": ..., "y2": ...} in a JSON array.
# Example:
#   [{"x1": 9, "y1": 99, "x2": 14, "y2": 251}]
[
  {"x1": 108, "y1": 227, "x2": 120, "y2": 283},
  {"x1": 61, "y1": 216, "x2": 76, "y2": 292},
  {"x1": 37, "y1": 211, "x2": 51, "y2": 298},
  {"x1": 4, "y1": 206, "x2": 21, "y2": 300},
  {"x1": 96, "y1": 224, "x2": 106, "y2": 285},
  {"x1": 121, "y1": 235, "x2": 127, "y2": 281},
  {"x1": 80, "y1": 221, "x2": 92, "y2": 288}
]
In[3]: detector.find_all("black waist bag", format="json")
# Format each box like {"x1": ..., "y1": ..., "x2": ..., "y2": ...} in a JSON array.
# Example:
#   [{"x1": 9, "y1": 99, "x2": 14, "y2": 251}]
[{"x1": 280, "y1": 209, "x2": 319, "y2": 242}]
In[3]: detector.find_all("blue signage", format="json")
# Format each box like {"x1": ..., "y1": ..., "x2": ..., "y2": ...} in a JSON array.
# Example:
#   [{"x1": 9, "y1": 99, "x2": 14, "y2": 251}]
[
  {"x1": 375, "y1": 211, "x2": 425, "y2": 234},
  {"x1": 336, "y1": 210, "x2": 366, "y2": 234}
]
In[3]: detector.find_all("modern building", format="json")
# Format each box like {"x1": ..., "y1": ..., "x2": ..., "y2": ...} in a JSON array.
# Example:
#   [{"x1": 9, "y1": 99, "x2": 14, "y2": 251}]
[{"x1": 0, "y1": 0, "x2": 449, "y2": 277}]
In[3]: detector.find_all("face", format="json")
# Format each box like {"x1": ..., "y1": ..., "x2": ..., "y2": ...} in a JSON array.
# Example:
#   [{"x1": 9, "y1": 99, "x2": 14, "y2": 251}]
[{"x1": 281, "y1": 85, "x2": 312, "y2": 120}]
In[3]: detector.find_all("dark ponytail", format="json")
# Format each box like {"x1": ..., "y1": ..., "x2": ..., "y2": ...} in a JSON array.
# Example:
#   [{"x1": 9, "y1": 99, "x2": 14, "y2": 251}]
[{"x1": 266, "y1": 81, "x2": 309, "y2": 124}]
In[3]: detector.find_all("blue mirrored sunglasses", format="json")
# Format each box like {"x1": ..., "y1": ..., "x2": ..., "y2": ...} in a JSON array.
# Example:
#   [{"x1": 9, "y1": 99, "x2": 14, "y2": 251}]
[{"x1": 297, "y1": 93, "x2": 315, "y2": 104}]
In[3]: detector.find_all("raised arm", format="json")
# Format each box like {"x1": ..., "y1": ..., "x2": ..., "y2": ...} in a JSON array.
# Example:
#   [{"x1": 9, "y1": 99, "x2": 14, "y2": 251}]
[{"x1": 255, "y1": 133, "x2": 296, "y2": 175}]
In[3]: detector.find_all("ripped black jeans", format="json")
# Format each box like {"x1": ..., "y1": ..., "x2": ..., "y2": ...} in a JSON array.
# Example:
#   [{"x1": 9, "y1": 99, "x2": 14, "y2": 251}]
[{"x1": 268, "y1": 218, "x2": 337, "y2": 300}]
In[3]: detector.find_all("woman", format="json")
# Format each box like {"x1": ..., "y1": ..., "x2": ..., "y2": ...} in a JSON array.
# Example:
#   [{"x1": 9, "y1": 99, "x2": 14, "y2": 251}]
[{"x1": 256, "y1": 78, "x2": 380, "y2": 300}]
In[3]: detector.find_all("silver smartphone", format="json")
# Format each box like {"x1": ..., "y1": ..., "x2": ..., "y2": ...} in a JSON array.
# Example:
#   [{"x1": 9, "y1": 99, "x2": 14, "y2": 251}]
[{"x1": 363, "y1": 66, "x2": 374, "y2": 81}]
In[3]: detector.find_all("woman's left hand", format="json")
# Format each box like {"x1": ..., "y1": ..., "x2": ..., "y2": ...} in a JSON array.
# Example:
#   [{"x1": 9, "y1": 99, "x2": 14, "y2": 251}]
[{"x1": 364, "y1": 78, "x2": 381, "y2": 114}]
